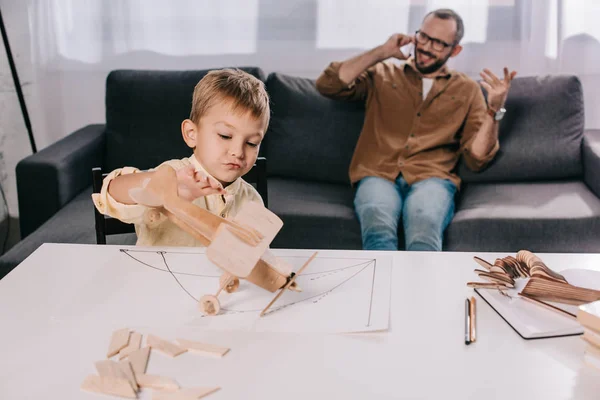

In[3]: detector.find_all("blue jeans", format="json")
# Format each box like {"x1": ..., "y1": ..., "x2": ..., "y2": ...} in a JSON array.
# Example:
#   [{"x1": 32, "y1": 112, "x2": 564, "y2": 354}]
[{"x1": 354, "y1": 176, "x2": 457, "y2": 251}]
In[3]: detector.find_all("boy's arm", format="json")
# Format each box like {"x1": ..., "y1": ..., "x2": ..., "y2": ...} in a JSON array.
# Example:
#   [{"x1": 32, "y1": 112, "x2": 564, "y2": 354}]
[
  {"x1": 108, "y1": 171, "x2": 155, "y2": 204},
  {"x1": 92, "y1": 167, "x2": 148, "y2": 224},
  {"x1": 93, "y1": 161, "x2": 227, "y2": 225}
]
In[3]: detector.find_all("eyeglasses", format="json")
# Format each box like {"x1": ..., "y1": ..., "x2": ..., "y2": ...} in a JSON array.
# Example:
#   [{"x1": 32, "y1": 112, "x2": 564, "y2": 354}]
[{"x1": 415, "y1": 30, "x2": 454, "y2": 51}]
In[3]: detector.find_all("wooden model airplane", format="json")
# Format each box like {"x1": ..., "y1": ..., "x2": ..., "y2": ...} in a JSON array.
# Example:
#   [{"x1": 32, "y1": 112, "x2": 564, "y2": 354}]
[{"x1": 128, "y1": 164, "x2": 315, "y2": 316}]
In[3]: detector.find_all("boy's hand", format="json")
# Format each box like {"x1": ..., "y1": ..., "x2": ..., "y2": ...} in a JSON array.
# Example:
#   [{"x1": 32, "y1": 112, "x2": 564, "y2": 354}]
[{"x1": 176, "y1": 165, "x2": 226, "y2": 201}]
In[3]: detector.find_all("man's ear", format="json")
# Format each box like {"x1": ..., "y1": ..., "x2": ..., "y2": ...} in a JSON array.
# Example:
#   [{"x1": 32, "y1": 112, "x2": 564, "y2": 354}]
[
  {"x1": 181, "y1": 119, "x2": 198, "y2": 148},
  {"x1": 450, "y1": 44, "x2": 462, "y2": 58}
]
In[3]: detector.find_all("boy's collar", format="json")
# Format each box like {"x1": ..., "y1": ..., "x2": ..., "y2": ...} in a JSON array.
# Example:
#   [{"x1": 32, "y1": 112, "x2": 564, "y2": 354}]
[{"x1": 188, "y1": 155, "x2": 242, "y2": 196}]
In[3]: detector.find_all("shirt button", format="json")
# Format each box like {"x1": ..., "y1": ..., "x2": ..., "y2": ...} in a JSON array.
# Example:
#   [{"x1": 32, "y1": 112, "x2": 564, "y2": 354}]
[
  {"x1": 410, "y1": 134, "x2": 415, "y2": 137},
  {"x1": 392, "y1": 83, "x2": 397, "y2": 88},
  {"x1": 405, "y1": 145, "x2": 409, "y2": 149},
  {"x1": 417, "y1": 112, "x2": 421, "y2": 117}
]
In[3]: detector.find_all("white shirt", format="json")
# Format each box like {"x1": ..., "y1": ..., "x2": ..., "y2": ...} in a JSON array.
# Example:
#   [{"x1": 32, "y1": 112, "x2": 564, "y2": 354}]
[{"x1": 422, "y1": 78, "x2": 434, "y2": 100}]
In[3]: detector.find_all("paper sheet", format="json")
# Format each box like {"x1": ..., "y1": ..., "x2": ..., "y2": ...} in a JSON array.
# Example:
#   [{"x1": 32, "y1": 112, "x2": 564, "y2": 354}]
[
  {"x1": 476, "y1": 268, "x2": 600, "y2": 339},
  {"x1": 50, "y1": 248, "x2": 392, "y2": 333}
]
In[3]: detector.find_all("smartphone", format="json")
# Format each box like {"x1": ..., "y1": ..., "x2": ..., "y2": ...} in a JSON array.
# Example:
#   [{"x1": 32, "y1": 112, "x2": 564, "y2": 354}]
[{"x1": 400, "y1": 42, "x2": 414, "y2": 58}]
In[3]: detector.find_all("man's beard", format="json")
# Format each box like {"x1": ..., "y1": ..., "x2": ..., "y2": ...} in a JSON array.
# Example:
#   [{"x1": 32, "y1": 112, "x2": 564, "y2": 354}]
[{"x1": 414, "y1": 48, "x2": 451, "y2": 75}]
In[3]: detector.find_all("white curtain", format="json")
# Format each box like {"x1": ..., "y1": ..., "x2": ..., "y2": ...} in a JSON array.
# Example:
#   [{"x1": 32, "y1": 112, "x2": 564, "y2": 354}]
[
  {"x1": 31, "y1": 0, "x2": 259, "y2": 65},
  {"x1": 25, "y1": 0, "x2": 600, "y2": 149}
]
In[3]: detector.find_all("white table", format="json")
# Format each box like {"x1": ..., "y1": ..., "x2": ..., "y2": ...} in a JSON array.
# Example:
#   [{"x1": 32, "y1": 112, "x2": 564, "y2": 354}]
[{"x1": 1, "y1": 243, "x2": 599, "y2": 399}]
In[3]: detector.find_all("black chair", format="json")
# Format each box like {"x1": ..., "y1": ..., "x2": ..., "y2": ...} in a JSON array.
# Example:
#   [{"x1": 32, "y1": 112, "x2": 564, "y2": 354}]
[{"x1": 92, "y1": 157, "x2": 268, "y2": 245}]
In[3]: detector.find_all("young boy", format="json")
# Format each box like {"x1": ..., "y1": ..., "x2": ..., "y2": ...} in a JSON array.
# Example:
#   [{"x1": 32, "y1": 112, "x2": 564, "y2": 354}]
[{"x1": 92, "y1": 68, "x2": 270, "y2": 247}]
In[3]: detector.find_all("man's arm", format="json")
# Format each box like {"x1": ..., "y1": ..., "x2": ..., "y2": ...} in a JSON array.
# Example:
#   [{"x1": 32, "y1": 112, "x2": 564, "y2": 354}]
[
  {"x1": 315, "y1": 33, "x2": 413, "y2": 101},
  {"x1": 471, "y1": 67, "x2": 517, "y2": 159},
  {"x1": 467, "y1": 108, "x2": 499, "y2": 161},
  {"x1": 461, "y1": 67, "x2": 517, "y2": 170}
]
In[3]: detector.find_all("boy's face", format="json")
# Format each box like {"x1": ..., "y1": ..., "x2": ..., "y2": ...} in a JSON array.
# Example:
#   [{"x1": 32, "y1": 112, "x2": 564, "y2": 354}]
[{"x1": 182, "y1": 100, "x2": 267, "y2": 186}]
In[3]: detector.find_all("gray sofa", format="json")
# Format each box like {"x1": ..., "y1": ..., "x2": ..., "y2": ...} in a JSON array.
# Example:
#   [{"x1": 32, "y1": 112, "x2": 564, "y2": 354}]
[{"x1": 2, "y1": 67, "x2": 599, "y2": 278}]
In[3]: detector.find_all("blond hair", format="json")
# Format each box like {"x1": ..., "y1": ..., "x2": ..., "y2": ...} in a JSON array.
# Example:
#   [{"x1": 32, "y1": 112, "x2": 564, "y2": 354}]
[{"x1": 190, "y1": 68, "x2": 270, "y2": 125}]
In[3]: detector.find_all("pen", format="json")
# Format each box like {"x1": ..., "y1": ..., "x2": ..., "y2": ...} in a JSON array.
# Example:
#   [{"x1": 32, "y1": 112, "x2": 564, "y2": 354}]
[
  {"x1": 465, "y1": 298, "x2": 471, "y2": 345},
  {"x1": 470, "y1": 296, "x2": 477, "y2": 343}
]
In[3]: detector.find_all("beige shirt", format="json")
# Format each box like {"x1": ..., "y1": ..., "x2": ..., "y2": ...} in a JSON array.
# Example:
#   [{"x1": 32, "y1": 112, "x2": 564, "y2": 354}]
[
  {"x1": 92, "y1": 155, "x2": 264, "y2": 247},
  {"x1": 315, "y1": 59, "x2": 499, "y2": 188}
]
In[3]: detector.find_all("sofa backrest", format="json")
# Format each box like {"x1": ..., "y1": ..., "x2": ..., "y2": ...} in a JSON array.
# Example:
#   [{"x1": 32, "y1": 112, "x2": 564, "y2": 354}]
[
  {"x1": 264, "y1": 73, "x2": 364, "y2": 184},
  {"x1": 104, "y1": 68, "x2": 266, "y2": 171},
  {"x1": 458, "y1": 75, "x2": 585, "y2": 183}
]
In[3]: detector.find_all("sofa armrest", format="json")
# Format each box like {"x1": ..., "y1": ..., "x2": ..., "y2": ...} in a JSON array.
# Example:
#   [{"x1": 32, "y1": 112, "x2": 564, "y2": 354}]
[
  {"x1": 583, "y1": 129, "x2": 600, "y2": 198},
  {"x1": 16, "y1": 124, "x2": 106, "y2": 237}
]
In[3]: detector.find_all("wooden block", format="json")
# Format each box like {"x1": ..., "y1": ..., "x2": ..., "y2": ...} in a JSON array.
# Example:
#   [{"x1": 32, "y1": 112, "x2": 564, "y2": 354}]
[
  {"x1": 119, "y1": 331, "x2": 143, "y2": 360},
  {"x1": 522, "y1": 278, "x2": 600, "y2": 305},
  {"x1": 147, "y1": 335, "x2": 187, "y2": 358},
  {"x1": 207, "y1": 201, "x2": 282, "y2": 278},
  {"x1": 137, "y1": 374, "x2": 179, "y2": 391},
  {"x1": 153, "y1": 386, "x2": 221, "y2": 400},
  {"x1": 81, "y1": 375, "x2": 136, "y2": 399},
  {"x1": 95, "y1": 359, "x2": 138, "y2": 391},
  {"x1": 175, "y1": 338, "x2": 230, "y2": 358},
  {"x1": 128, "y1": 346, "x2": 151, "y2": 375},
  {"x1": 118, "y1": 360, "x2": 139, "y2": 391},
  {"x1": 107, "y1": 328, "x2": 131, "y2": 358},
  {"x1": 260, "y1": 249, "x2": 293, "y2": 276}
]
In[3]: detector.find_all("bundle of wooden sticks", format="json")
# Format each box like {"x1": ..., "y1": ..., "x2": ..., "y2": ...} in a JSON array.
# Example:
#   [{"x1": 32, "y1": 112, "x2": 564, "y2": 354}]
[{"x1": 467, "y1": 250, "x2": 600, "y2": 306}]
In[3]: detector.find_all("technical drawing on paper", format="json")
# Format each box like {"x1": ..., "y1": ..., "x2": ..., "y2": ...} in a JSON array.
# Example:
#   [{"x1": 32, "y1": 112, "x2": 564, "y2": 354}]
[{"x1": 118, "y1": 248, "x2": 392, "y2": 333}]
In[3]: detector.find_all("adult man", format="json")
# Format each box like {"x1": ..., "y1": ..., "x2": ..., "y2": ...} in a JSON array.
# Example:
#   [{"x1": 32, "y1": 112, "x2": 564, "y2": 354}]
[{"x1": 316, "y1": 8, "x2": 516, "y2": 251}]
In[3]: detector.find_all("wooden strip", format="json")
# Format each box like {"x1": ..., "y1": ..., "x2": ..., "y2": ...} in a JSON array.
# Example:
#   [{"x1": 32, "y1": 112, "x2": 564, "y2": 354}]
[
  {"x1": 107, "y1": 328, "x2": 130, "y2": 358},
  {"x1": 147, "y1": 335, "x2": 187, "y2": 358},
  {"x1": 95, "y1": 360, "x2": 138, "y2": 391},
  {"x1": 505, "y1": 256, "x2": 527, "y2": 278},
  {"x1": 489, "y1": 265, "x2": 507, "y2": 274},
  {"x1": 81, "y1": 375, "x2": 136, "y2": 399},
  {"x1": 137, "y1": 374, "x2": 179, "y2": 391},
  {"x1": 477, "y1": 271, "x2": 514, "y2": 285},
  {"x1": 525, "y1": 278, "x2": 600, "y2": 297},
  {"x1": 473, "y1": 256, "x2": 493, "y2": 271},
  {"x1": 119, "y1": 331, "x2": 142, "y2": 360},
  {"x1": 128, "y1": 346, "x2": 151, "y2": 375},
  {"x1": 466, "y1": 282, "x2": 507, "y2": 289},
  {"x1": 516, "y1": 250, "x2": 567, "y2": 282},
  {"x1": 175, "y1": 338, "x2": 230, "y2": 358},
  {"x1": 518, "y1": 293, "x2": 577, "y2": 319},
  {"x1": 118, "y1": 360, "x2": 139, "y2": 390},
  {"x1": 95, "y1": 359, "x2": 138, "y2": 391},
  {"x1": 118, "y1": 332, "x2": 142, "y2": 360},
  {"x1": 521, "y1": 278, "x2": 600, "y2": 305},
  {"x1": 496, "y1": 258, "x2": 517, "y2": 279}
]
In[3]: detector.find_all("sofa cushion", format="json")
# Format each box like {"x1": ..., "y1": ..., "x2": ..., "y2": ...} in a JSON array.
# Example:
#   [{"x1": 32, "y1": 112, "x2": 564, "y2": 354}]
[
  {"x1": 0, "y1": 188, "x2": 136, "y2": 278},
  {"x1": 264, "y1": 73, "x2": 365, "y2": 184},
  {"x1": 267, "y1": 178, "x2": 362, "y2": 249},
  {"x1": 458, "y1": 75, "x2": 584, "y2": 182},
  {"x1": 105, "y1": 67, "x2": 266, "y2": 171},
  {"x1": 445, "y1": 181, "x2": 600, "y2": 252}
]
